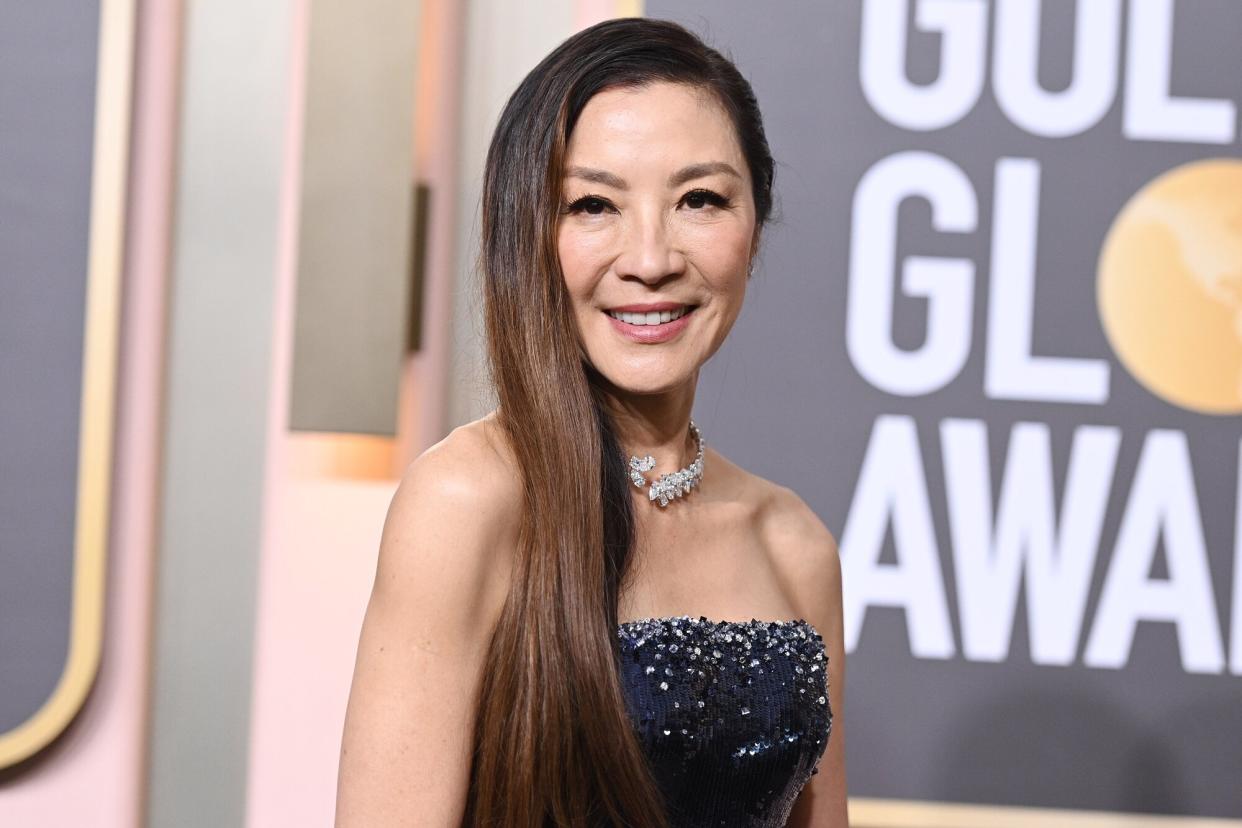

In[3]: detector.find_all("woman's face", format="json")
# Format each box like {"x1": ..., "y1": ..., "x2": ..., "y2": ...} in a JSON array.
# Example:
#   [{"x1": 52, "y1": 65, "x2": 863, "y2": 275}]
[{"x1": 557, "y1": 81, "x2": 757, "y2": 395}]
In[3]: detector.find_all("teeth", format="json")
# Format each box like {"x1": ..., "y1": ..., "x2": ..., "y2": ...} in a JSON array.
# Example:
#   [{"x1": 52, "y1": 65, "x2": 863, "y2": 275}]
[{"x1": 607, "y1": 306, "x2": 691, "y2": 325}]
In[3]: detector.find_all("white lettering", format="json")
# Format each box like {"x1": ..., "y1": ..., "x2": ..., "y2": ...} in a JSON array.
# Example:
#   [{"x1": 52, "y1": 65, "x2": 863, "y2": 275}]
[
  {"x1": 993, "y1": 0, "x2": 1122, "y2": 137},
  {"x1": 1124, "y1": 0, "x2": 1238, "y2": 144},
  {"x1": 860, "y1": 0, "x2": 987, "y2": 131},
  {"x1": 841, "y1": 415, "x2": 956, "y2": 658},
  {"x1": 847, "y1": 151, "x2": 977, "y2": 396},
  {"x1": 985, "y1": 158, "x2": 1110, "y2": 403},
  {"x1": 1084, "y1": 430, "x2": 1226, "y2": 673},
  {"x1": 943, "y1": 419, "x2": 1120, "y2": 663}
]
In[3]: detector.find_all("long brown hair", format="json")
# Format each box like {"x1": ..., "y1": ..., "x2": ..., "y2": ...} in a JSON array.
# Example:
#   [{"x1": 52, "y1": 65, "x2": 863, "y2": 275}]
[{"x1": 464, "y1": 17, "x2": 776, "y2": 826}]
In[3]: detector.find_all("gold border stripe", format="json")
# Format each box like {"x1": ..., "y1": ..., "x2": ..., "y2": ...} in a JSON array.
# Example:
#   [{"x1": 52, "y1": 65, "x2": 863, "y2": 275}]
[
  {"x1": 851, "y1": 798, "x2": 1242, "y2": 827},
  {"x1": 0, "y1": 0, "x2": 135, "y2": 768},
  {"x1": 616, "y1": 0, "x2": 643, "y2": 19}
]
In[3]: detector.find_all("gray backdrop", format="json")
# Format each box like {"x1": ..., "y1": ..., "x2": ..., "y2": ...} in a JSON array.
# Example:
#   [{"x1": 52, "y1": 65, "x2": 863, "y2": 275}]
[{"x1": 652, "y1": 0, "x2": 1242, "y2": 818}]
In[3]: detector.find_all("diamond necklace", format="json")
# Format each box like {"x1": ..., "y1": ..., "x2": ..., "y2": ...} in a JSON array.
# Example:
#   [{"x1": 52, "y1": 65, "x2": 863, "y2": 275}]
[{"x1": 627, "y1": 419, "x2": 705, "y2": 507}]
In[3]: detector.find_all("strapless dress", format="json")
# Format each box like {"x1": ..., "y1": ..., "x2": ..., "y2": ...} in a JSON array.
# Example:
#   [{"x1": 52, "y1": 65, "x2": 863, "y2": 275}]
[{"x1": 616, "y1": 615, "x2": 832, "y2": 827}]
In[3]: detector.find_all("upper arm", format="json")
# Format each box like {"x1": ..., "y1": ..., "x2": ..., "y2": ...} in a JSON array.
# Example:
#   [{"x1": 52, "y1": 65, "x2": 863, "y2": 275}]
[
  {"x1": 766, "y1": 487, "x2": 849, "y2": 827},
  {"x1": 335, "y1": 426, "x2": 518, "y2": 827}
]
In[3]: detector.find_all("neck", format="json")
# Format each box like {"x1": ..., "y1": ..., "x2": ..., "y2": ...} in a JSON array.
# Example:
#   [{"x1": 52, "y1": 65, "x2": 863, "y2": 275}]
[{"x1": 595, "y1": 373, "x2": 698, "y2": 478}]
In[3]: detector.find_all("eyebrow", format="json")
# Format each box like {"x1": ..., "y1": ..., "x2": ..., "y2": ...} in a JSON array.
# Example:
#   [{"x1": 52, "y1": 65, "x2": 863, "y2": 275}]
[
  {"x1": 564, "y1": 161, "x2": 742, "y2": 190},
  {"x1": 669, "y1": 161, "x2": 742, "y2": 188},
  {"x1": 565, "y1": 166, "x2": 628, "y2": 189}
]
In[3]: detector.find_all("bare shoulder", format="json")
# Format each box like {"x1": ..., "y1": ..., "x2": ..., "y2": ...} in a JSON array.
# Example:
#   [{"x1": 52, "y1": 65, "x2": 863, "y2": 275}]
[
  {"x1": 397, "y1": 408, "x2": 521, "y2": 517},
  {"x1": 756, "y1": 478, "x2": 838, "y2": 570},
  {"x1": 722, "y1": 459, "x2": 840, "y2": 619},
  {"x1": 376, "y1": 410, "x2": 522, "y2": 624},
  {"x1": 336, "y1": 411, "x2": 521, "y2": 824}
]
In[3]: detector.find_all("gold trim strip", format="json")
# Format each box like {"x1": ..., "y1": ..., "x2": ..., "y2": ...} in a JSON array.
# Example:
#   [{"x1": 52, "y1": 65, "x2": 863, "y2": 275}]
[
  {"x1": 851, "y1": 798, "x2": 1242, "y2": 827},
  {"x1": 0, "y1": 0, "x2": 135, "y2": 768},
  {"x1": 617, "y1": 0, "x2": 643, "y2": 19}
]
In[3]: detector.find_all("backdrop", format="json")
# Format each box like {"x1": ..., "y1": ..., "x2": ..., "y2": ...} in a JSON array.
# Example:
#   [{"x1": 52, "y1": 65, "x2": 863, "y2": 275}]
[{"x1": 654, "y1": 0, "x2": 1242, "y2": 819}]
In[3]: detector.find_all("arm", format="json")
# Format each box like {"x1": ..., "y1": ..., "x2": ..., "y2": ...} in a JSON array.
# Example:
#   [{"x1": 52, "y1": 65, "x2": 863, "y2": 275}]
[
  {"x1": 334, "y1": 425, "x2": 517, "y2": 826},
  {"x1": 768, "y1": 489, "x2": 850, "y2": 828}
]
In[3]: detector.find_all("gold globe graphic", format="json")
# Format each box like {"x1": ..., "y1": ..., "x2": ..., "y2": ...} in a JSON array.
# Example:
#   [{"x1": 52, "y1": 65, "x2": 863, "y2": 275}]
[{"x1": 1097, "y1": 158, "x2": 1242, "y2": 415}]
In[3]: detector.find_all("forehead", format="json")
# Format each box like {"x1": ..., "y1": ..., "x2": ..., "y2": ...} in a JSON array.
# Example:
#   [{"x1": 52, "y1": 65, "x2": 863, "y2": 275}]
[{"x1": 564, "y1": 82, "x2": 746, "y2": 174}]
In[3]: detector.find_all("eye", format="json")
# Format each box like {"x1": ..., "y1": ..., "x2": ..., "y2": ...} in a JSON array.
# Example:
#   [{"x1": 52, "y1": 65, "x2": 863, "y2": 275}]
[
  {"x1": 681, "y1": 188, "x2": 732, "y2": 211},
  {"x1": 563, "y1": 195, "x2": 614, "y2": 216}
]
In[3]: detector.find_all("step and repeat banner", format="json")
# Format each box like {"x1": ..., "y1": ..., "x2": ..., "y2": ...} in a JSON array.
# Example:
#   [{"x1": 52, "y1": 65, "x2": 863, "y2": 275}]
[
  {"x1": 0, "y1": 1, "x2": 130, "y2": 768},
  {"x1": 663, "y1": 0, "x2": 1242, "y2": 820}
]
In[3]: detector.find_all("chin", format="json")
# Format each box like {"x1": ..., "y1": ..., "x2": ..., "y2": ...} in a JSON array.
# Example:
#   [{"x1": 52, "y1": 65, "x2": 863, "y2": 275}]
[
  {"x1": 622, "y1": 379, "x2": 684, "y2": 396},
  {"x1": 595, "y1": 363, "x2": 690, "y2": 395}
]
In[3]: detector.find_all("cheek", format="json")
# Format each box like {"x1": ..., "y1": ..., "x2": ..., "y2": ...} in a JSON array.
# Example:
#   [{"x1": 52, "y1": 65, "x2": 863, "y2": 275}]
[
  {"x1": 718, "y1": 267, "x2": 748, "y2": 327},
  {"x1": 691, "y1": 227, "x2": 752, "y2": 300},
  {"x1": 557, "y1": 228, "x2": 599, "y2": 304}
]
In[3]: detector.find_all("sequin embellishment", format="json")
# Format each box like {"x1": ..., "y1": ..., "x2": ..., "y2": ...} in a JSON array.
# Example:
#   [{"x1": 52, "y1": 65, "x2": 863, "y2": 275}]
[{"x1": 616, "y1": 616, "x2": 832, "y2": 827}]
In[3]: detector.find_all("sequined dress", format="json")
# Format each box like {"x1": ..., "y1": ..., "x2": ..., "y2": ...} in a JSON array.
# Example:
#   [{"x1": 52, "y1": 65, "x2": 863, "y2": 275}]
[{"x1": 616, "y1": 616, "x2": 832, "y2": 827}]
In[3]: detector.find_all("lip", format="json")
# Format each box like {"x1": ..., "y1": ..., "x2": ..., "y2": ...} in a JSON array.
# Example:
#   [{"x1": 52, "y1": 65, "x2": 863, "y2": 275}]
[{"x1": 603, "y1": 305, "x2": 698, "y2": 344}]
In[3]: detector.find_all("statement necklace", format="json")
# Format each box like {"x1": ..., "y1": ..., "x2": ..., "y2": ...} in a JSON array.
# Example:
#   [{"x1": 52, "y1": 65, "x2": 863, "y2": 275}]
[{"x1": 627, "y1": 419, "x2": 705, "y2": 507}]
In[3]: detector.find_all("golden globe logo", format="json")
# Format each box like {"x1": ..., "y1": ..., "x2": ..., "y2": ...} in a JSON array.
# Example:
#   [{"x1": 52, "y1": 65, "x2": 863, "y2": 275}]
[
  {"x1": 842, "y1": 1, "x2": 1242, "y2": 678},
  {"x1": 1098, "y1": 159, "x2": 1242, "y2": 415}
]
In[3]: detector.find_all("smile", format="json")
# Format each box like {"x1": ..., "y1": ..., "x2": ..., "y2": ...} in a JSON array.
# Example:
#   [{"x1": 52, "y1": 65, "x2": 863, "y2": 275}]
[
  {"x1": 602, "y1": 304, "x2": 699, "y2": 344},
  {"x1": 605, "y1": 305, "x2": 694, "y2": 325}
]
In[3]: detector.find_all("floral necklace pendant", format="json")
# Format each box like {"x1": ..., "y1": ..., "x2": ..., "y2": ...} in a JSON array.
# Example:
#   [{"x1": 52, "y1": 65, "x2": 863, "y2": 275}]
[{"x1": 627, "y1": 420, "x2": 705, "y2": 507}]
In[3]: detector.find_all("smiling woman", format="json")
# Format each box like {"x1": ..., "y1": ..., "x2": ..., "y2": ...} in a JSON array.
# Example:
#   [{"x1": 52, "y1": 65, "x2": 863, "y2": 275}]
[{"x1": 335, "y1": 16, "x2": 848, "y2": 828}]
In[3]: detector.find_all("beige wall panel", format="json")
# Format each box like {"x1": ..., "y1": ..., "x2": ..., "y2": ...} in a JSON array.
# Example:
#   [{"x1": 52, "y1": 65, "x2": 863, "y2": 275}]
[
  {"x1": 446, "y1": 0, "x2": 574, "y2": 429},
  {"x1": 290, "y1": 0, "x2": 421, "y2": 435}
]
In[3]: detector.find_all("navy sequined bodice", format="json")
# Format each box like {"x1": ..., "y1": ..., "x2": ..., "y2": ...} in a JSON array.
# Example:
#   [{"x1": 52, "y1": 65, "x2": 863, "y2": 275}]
[{"x1": 616, "y1": 616, "x2": 832, "y2": 827}]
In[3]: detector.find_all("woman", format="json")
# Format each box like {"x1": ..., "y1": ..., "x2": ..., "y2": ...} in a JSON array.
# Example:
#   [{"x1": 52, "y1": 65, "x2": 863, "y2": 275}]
[{"x1": 336, "y1": 17, "x2": 847, "y2": 827}]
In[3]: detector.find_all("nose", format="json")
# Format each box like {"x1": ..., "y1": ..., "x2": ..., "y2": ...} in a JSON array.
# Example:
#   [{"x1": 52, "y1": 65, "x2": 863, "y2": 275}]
[{"x1": 614, "y1": 207, "x2": 685, "y2": 284}]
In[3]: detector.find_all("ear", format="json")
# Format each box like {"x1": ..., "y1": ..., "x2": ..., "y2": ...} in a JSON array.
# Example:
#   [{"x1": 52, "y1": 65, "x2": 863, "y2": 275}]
[{"x1": 748, "y1": 230, "x2": 763, "y2": 276}]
